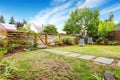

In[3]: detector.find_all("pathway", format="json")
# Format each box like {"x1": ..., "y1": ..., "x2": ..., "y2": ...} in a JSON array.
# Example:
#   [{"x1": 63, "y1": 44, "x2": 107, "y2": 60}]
[{"x1": 43, "y1": 49, "x2": 120, "y2": 66}]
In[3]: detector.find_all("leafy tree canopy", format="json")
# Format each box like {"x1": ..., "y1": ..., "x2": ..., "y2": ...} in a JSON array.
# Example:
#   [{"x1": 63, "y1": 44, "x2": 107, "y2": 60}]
[
  {"x1": 43, "y1": 24, "x2": 58, "y2": 35},
  {"x1": 63, "y1": 7, "x2": 100, "y2": 37}
]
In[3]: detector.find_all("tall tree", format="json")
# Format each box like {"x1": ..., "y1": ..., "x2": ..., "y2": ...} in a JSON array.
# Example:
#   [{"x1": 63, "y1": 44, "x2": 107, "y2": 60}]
[
  {"x1": 0, "y1": 15, "x2": 5, "y2": 23},
  {"x1": 23, "y1": 19, "x2": 27, "y2": 24},
  {"x1": 63, "y1": 7, "x2": 100, "y2": 38},
  {"x1": 109, "y1": 12, "x2": 114, "y2": 21},
  {"x1": 43, "y1": 24, "x2": 58, "y2": 35},
  {"x1": 9, "y1": 16, "x2": 15, "y2": 24}
]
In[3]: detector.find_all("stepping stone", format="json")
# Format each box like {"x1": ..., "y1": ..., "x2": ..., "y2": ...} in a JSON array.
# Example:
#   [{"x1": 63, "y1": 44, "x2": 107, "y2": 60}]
[
  {"x1": 78, "y1": 55, "x2": 95, "y2": 60},
  {"x1": 66, "y1": 53, "x2": 82, "y2": 57},
  {"x1": 61, "y1": 52, "x2": 72, "y2": 54},
  {"x1": 54, "y1": 51, "x2": 72, "y2": 55},
  {"x1": 50, "y1": 51, "x2": 61, "y2": 53},
  {"x1": 38, "y1": 45, "x2": 48, "y2": 49},
  {"x1": 104, "y1": 71, "x2": 115, "y2": 80},
  {"x1": 117, "y1": 61, "x2": 120, "y2": 66},
  {"x1": 94, "y1": 57, "x2": 114, "y2": 65},
  {"x1": 43, "y1": 49, "x2": 53, "y2": 52}
]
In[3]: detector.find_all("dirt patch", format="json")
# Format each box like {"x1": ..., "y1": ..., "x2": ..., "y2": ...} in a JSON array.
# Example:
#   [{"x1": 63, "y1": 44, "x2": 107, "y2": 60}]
[
  {"x1": 35, "y1": 60, "x2": 77, "y2": 80},
  {"x1": 3, "y1": 46, "x2": 25, "y2": 58}
]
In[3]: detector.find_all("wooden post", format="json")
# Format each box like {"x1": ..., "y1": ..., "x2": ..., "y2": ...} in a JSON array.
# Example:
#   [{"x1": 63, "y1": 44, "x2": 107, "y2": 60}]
[
  {"x1": 5, "y1": 30, "x2": 8, "y2": 47},
  {"x1": 45, "y1": 34, "x2": 48, "y2": 44},
  {"x1": 34, "y1": 34, "x2": 37, "y2": 44},
  {"x1": 59, "y1": 34, "x2": 61, "y2": 40}
]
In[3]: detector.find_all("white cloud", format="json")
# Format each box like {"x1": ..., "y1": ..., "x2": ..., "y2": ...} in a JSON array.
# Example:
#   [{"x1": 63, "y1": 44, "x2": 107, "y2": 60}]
[
  {"x1": 30, "y1": 0, "x2": 110, "y2": 32},
  {"x1": 30, "y1": 0, "x2": 74, "y2": 27},
  {"x1": 50, "y1": 0, "x2": 67, "y2": 6},
  {"x1": 100, "y1": 3, "x2": 120, "y2": 15},
  {"x1": 78, "y1": 0, "x2": 109, "y2": 8}
]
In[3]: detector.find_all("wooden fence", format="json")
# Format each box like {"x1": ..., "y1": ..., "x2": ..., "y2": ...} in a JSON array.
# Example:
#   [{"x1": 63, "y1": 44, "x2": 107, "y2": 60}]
[{"x1": 108, "y1": 30, "x2": 120, "y2": 44}]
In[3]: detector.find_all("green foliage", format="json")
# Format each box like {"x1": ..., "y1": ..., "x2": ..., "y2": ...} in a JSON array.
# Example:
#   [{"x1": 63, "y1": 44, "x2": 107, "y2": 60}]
[
  {"x1": 17, "y1": 27, "x2": 27, "y2": 32},
  {"x1": 97, "y1": 20, "x2": 114, "y2": 44},
  {"x1": 23, "y1": 19, "x2": 27, "y2": 24},
  {"x1": 7, "y1": 44, "x2": 20, "y2": 53},
  {"x1": 62, "y1": 36, "x2": 74, "y2": 45},
  {"x1": 0, "y1": 58, "x2": 30, "y2": 79},
  {"x1": 108, "y1": 40, "x2": 119, "y2": 45},
  {"x1": 114, "y1": 67, "x2": 120, "y2": 78},
  {"x1": 43, "y1": 24, "x2": 58, "y2": 35},
  {"x1": 9, "y1": 16, "x2": 15, "y2": 24},
  {"x1": 55, "y1": 38, "x2": 63, "y2": 45},
  {"x1": 63, "y1": 7, "x2": 100, "y2": 38},
  {"x1": 0, "y1": 15, "x2": 5, "y2": 23},
  {"x1": 74, "y1": 37, "x2": 80, "y2": 44},
  {"x1": 92, "y1": 73, "x2": 104, "y2": 80},
  {"x1": 0, "y1": 39, "x2": 7, "y2": 57},
  {"x1": 0, "y1": 59, "x2": 22, "y2": 79},
  {"x1": 25, "y1": 43, "x2": 38, "y2": 51}
]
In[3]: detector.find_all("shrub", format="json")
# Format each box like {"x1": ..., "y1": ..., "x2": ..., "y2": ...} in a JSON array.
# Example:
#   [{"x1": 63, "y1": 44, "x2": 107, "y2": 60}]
[
  {"x1": 7, "y1": 44, "x2": 20, "y2": 53},
  {"x1": 25, "y1": 43, "x2": 38, "y2": 51},
  {"x1": 108, "y1": 40, "x2": 119, "y2": 45},
  {"x1": 74, "y1": 37, "x2": 80, "y2": 44},
  {"x1": 62, "y1": 36, "x2": 74, "y2": 45},
  {"x1": 55, "y1": 38, "x2": 63, "y2": 45}
]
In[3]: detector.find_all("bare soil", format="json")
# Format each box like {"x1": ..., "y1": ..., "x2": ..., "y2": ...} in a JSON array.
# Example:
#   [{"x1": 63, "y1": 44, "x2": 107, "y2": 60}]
[{"x1": 3, "y1": 46, "x2": 25, "y2": 58}]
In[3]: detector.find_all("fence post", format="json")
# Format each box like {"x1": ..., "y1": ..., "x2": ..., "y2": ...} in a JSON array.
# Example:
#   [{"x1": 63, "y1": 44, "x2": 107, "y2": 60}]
[
  {"x1": 34, "y1": 34, "x2": 37, "y2": 44},
  {"x1": 59, "y1": 34, "x2": 61, "y2": 40},
  {"x1": 6, "y1": 30, "x2": 8, "y2": 47},
  {"x1": 45, "y1": 34, "x2": 48, "y2": 44}
]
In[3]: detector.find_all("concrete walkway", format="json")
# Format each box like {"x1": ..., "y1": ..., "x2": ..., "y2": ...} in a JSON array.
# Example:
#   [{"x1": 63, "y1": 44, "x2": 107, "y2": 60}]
[{"x1": 43, "y1": 49, "x2": 120, "y2": 66}]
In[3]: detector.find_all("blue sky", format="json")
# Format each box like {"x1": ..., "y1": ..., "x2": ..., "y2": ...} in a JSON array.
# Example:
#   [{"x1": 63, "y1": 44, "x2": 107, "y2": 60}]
[{"x1": 0, "y1": 0, "x2": 120, "y2": 32}]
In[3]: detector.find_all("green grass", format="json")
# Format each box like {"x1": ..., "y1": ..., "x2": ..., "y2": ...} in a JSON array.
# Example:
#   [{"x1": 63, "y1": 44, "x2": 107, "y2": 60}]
[
  {"x1": 2, "y1": 49, "x2": 120, "y2": 80},
  {"x1": 52, "y1": 45, "x2": 120, "y2": 59}
]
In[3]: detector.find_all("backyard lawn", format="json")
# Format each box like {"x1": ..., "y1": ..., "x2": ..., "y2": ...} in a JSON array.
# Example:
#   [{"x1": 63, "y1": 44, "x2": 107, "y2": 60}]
[
  {"x1": 52, "y1": 45, "x2": 120, "y2": 59},
  {"x1": 1, "y1": 48, "x2": 120, "y2": 80}
]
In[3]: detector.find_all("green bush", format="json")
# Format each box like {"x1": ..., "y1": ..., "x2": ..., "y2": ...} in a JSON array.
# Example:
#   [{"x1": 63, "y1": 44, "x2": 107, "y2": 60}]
[
  {"x1": 25, "y1": 43, "x2": 38, "y2": 51},
  {"x1": 55, "y1": 38, "x2": 63, "y2": 45},
  {"x1": 108, "y1": 40, "x2": 119, "y2": 45},
  {"x1": 74, "y1": 37, "x2": 80, "y2": 44},
  {"x1": 7, "y1": 44, "x2": 20, "y2": 53},
  {"x1": 62, "y1": 36, "x2": 74, "y2": 45}
]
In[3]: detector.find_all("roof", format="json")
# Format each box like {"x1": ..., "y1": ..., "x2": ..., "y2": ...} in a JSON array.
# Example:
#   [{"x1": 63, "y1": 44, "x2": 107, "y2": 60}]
[
  {"x1": 0, "y1": 23, "x2": 17, "y2": 31},
  {"x1": 24, "y1": 24, "x2": 43, "y2": 33}
]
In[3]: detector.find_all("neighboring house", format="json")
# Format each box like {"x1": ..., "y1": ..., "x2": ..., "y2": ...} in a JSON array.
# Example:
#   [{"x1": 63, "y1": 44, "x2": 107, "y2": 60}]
[
  {"x1": 24, "y1": 23, "x2": 43, "y2": 33},
  {"x1": 0, "y1": 23, "x2": 17, "y2": 39},
  {"x1": 0, "y1": 23, "x2": 17, "y2": 31}
]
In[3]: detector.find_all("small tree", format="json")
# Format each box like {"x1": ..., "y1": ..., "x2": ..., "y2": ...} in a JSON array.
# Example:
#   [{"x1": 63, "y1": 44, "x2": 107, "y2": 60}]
[
  {"x1": 97, "y1": 20, "x2": 114, "y2": 44},
  {"x1": 43, "y1": 24, "x2": 58, "y2": 35},
  {"x1": 23, "y1": 19, "x2": 27, "y2": 24},
  {"x1": 0, "y1": 15, "x2": 5, "y2": 23},
  {"x1": 9, "y1": 16, "x2": 15, "y2": 24}
]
